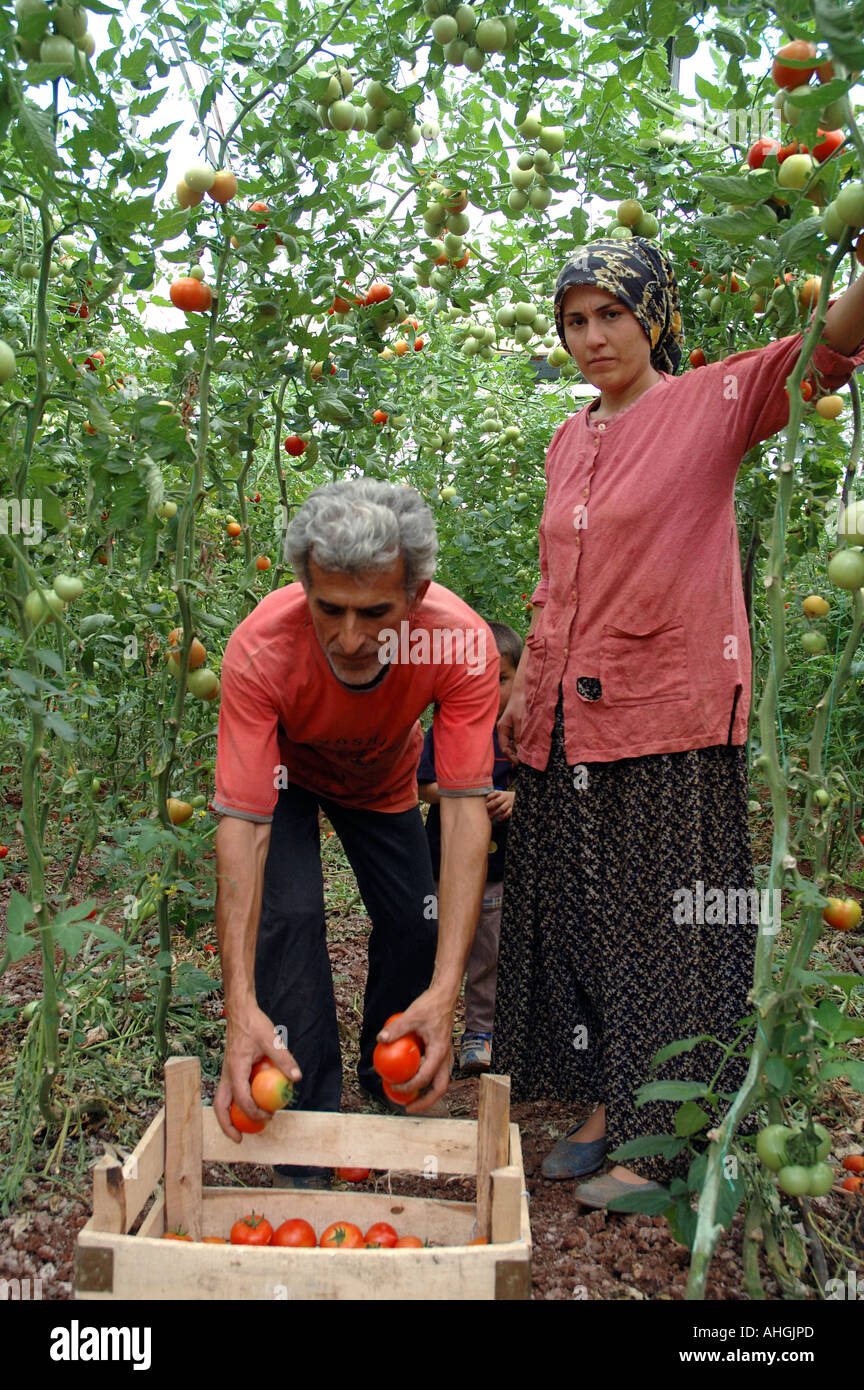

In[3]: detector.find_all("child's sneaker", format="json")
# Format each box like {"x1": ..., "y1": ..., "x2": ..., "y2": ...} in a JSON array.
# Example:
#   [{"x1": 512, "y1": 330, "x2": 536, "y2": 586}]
[{"x1": 460, "y1": 1032, "x2": 492, "y2": 1074}]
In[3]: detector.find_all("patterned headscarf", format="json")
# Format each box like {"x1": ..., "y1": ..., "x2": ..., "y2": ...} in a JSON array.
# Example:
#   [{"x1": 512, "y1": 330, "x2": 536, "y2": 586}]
[{"x1": 553, "y1": 238, "x2": 684, "y2": 375}]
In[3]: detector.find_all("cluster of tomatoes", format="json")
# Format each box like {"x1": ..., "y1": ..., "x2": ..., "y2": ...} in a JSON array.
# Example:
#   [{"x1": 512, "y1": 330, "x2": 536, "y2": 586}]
[
  {"x1": 372, "y1": 1012, "x2": 425, "y2": 1105},
  {"x1": 163, "y1": 1212, "x2": 427, "y2": 1247},
  {"x1": 228, "y1": 1057, "x2": 294, "y2": 1135},
  {"x1": 755, "y1": 1123, "x2": 864, "y2": 1197}
]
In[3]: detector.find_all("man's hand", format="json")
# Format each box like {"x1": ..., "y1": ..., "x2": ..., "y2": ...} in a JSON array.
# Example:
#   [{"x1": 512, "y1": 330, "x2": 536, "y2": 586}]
[
  {"x1": 498, "y1": 687, "x2": 526, "y2": 765},
  {"x1": 214, "y1": 1002, "x2": 303, "y2": 1142},
  {"x1": 376, "y1": 990, "x2": 454, "y2": 1114},
  {"x1": 486, "y1": 788, "x2": 515, "y2": 822}
]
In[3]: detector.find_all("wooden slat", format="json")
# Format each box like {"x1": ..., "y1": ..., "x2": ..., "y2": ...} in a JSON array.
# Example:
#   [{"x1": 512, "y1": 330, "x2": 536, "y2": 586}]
[
  {"x1": 475, "y1": 1075, "x2": 510, "y2": 1240},
  {"x1": 138, "y1": 1191, "x2": 164, "y2": 1239},
  {"x1": 118, "y1": 1109, "x2": 165, "y2": 1233},
  {"x1": 490, "y1": 1166, "x2": 522, "y2": 1244},
  {"x1": 200, "y1": 1105, "x2": 479, "y2": 1174},
  {"x1": 74, "y1": 1227, "x2": 528, "y2": 1301},
  {"x1": 164, "y1": 1057, "x2": 203, "y2": 1239},
  {"x1": 92, "y1": 1156, "x2": 125, "y2": 1235},
  {"x1": 508, "y1": 1124, "x2": 532, "y2": 1246}
]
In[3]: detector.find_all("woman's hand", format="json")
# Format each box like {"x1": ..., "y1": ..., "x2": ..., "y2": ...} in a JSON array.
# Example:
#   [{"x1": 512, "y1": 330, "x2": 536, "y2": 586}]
[{"x1": 498, "y1": 687, "x2": 526, "y2": 765}]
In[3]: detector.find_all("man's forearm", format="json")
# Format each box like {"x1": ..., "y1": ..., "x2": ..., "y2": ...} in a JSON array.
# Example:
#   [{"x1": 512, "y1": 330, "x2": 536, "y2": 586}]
[
  {"x1": 432, "y1": 796, "x2": 492, "y2": 1007},
  {"x1": 823, "y1": 272, "x2": 864, "y2": 356},
  {"x1": 215, "y1": 815, "x2": 272, "y2": 1011}
]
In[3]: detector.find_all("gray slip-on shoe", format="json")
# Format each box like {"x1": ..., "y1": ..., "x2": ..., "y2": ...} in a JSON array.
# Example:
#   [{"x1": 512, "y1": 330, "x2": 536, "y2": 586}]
[{"x1": 541, "y1": 1131, "x2": 609, "y2": 1180}]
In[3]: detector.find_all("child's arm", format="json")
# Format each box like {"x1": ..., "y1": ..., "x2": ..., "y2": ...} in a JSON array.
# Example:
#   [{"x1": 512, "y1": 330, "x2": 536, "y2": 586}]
[{"x1": 419, "y1": 780, "x2": 441, "y2": 805}]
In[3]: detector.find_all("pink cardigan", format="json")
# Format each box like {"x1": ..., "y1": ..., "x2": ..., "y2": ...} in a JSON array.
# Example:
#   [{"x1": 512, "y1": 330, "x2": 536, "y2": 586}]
[{"x1": 519, "y1": 329, "x2": 864, "y2": 769}]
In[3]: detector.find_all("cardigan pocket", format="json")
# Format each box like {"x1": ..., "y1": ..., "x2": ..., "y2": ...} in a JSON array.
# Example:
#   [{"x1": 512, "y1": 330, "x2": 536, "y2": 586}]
[
  {"x1": 521, "y1": 631, "x2": 547, "y2": 719},
  {"x1": 599, "y1": 619, "x2": 689, "y2": 705}
]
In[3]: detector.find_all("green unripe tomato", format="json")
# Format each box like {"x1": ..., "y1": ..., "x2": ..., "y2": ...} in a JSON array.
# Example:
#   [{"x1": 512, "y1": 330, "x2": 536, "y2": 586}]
[
  {"x1": 431, "y1": 14, "x2": 459, "y2": 44},
  {"x1": 510, "y1": 164, "x2": 534, "y2": 190},
  {"x1": 516, "y1": 152, "x2": 535, "y2": 171},
  {"x1": 813, "y1": 1124, "x2": 832, "y2": 1162},
  {"x1": 53, "y1": 573, "x2": 83, "y2": 601},
  {"x1": 184, "y1": 165, "x2": 215, "y2": 192},
  {"x1": 24, "y1": 587, "x2": 65, "y2": 623},
  {"x1": 834, "y1": 180, "x2": 864, "y2": 229},
  {"x1": 53, "y1": 2, "x2": 88, "y2": 41},
  {"x1": 328, "y1": 100, "x2": 356, "y2": 132},
  {"x1": 776, "y1": 1164, "x2": 813, "y2": 1196},
  {"x1": 446, "y1": 211, "x2": 470, "y2": 235},
  {"x1": 539, "y1": 126, "x2": 565, "y2": 154},
  {"x1": 756, "y1": 1124, "x2": 798, "y2": 1171},
  {"x1": 463, "y1": 46, "x2": 484, "y2": 72},
  {"x1": 634, "y1": 211, "x2": 659, "y2": 238},
  {"x1": 365, "y1": 80, "x2": 390, "y2": 111},
  {"x1": 507, "y1": 190, "x2": 528, "y2": 212},
  {"x1": 454, "y1": 3, "x2": 476, "y2": 33},
  {"x1": 513, "y1": 323, "x2": 534, "y2": 344},
  {"x1": 528, "y1": 184, "x2": 552, "y2": 211},
  {"x1": 813, "y1": 787, "x2": 831, "y2": 806},
  {"x1": 497, "y1": 305, "x2": 517, "y2": 328},
  {"x1": 806, "y1": 1161, "x2": 834, "y2": 1196},
  {"x1": 828, "y1": 548, "x2": 864, "y2": 590},
  {"x1": 518, "y1": 112, "x2": 542, "y2": 140},
  {"x1": 514, "y1": 301, "x2": 535, "y2": 325},
  {"x1": 190, "y1": 794, "x2": 208, "y2": 808},
  {"x1": 0, "y1": 340, "x2": 16, "y2": 383},
  {"x1": 821, "y1": 201, "x2": 846, "y2": 242},
  {"x1": 801, "y1": 631, "x2": 827, "y2": 653},
  {"x1": 475, "y1": 17, "x2": 507, "y2": 52},
  {"x1": 40, "y1": 33, "x2": 76, "y2": 70}
]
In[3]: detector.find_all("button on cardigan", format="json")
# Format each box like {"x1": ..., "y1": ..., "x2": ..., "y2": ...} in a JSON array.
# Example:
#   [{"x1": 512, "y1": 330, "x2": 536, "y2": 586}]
[{"x1": 518, "y1": 328, "x2": 864, "y2": 770}]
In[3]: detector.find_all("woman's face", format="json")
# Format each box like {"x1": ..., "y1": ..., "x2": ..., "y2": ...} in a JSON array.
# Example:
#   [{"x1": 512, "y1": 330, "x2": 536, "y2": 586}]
[{"x1": 560, "y1": 284, "x2": 653, "y2": 393}]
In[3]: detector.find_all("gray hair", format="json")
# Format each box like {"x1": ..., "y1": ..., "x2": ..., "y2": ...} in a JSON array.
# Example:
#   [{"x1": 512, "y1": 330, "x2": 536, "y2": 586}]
[{"x1": 284, "y1": 478, "x2": 438, "y2": 600}]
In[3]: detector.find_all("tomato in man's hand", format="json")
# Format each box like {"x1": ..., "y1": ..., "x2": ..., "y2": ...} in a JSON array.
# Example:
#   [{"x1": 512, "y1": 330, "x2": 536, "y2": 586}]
[{"x1": 373, "y1": 1012, "x2": 424, "y2": 1083}]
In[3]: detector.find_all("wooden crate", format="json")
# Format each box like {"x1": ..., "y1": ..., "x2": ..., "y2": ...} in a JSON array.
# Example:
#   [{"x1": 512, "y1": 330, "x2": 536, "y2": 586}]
[{"x1": 74, "y1": 1058, "x2": 532, "y2": 1300}]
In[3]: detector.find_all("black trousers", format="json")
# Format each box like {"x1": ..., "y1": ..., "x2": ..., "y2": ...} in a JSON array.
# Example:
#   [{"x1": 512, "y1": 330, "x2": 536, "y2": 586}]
[{"x1": 253, "y1": 783, "x2": 438, "y2": 1175}]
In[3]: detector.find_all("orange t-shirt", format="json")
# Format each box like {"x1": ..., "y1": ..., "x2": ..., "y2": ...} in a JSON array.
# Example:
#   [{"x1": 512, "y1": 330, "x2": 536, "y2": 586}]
[{"x1": 213, "y1": 581, "x2": 499, "y2": 820}]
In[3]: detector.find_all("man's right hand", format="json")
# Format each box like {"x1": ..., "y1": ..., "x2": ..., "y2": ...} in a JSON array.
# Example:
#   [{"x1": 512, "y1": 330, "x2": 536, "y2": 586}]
[
  {"x1": 498, "y1": 686, "x2": 526, "y2": 765},
  {"x1": 214, "y1": 1002, "x2": 303, "y2": 1142}
]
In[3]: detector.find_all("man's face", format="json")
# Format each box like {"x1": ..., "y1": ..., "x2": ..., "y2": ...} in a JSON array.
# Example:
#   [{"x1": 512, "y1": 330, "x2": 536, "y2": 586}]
[{"x1": 305, "y1": 556, "x2": 427, "y2": 686}]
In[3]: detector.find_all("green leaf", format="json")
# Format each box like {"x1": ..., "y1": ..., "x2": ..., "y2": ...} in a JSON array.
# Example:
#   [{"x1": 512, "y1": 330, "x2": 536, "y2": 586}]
[
  {"x1": 52, "y1": 923, "x2": 85, "y2": 956},
  {"x1": 6, "y1": 934, "x2": 37, "y2": 963},
  {"x1": 778, "y1": 218, "x2": 824, "y2": 263},
  {"x1": 7, "y1": 893, "x2": 36, "y2": 936},
  {"x1": 174, "y1": 963, "x2": 219, "y2": 998},
  {"x1": 675, "y1": 1101, "x2": 711, "y2": 1137},
  {"x1": 819, "y1": 1058, "x2": 864, "y2": 1093},
  {"x1": 608, "y1": 1134, "x2": 688, "y2": 1160},
  {"x1": 635, "y1": 1079, "x2": 709, "y2": 1104},
  {"x1": 764, "y1": 1056, "x2": 792, "y2": 1093},
  {"x1": 650, "y1": 1034, "x2": 715, "y2": 1071},
  {"x1": 673, "y1": 26, "x2": 700, "y2": 58},
  {"x1": 13, "y1": 100, "x2": 62, "y2": 170}
]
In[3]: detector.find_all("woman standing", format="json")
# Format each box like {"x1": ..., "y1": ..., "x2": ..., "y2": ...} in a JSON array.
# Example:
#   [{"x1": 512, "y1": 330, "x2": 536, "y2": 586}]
[{"x1": 494, "y1": 238, "x2": 864, "y2": 1208}]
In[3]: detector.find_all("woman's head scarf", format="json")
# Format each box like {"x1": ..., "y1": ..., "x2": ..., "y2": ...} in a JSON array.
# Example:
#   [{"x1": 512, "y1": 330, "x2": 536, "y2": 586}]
[{"x1": 552, "y1": 238, "x2": 684, "y2": 375}]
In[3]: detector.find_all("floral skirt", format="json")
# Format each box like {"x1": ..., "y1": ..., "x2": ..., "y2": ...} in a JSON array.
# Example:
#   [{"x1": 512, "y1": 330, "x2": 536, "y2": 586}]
[{"x1": 492, "y1": 697, "x2": 757, "y2": 1182}]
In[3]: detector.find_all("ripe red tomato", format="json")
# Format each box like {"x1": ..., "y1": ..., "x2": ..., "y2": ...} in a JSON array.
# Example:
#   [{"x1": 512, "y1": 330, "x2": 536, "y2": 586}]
[
  {"x1": 394, "y1": 1235, "x2": 424, "y2": 1247},
  {"x1": 364, "y1": 281, "x2": 392, "y2": 305},
  {"x1": 272, "y1": 1218, "x2": 317, "y2": 1247},
  {"x1": 250, "y1": 1064, "x2": 293, "y2": 1112},
  {"x1": 414, "y1": 337, "x2": 425, "y2": 351},
  {"x1": 84, "y1": 350, "x2": 105, "y2": 370},
  {"x1": 66, "y1": 301, "x2": 89, "y2": 319},
  {"x1": 249, "y1": 200, "x2": 270, "y2": 228},
  {"x1": 336, "y1": 1167, "x2": 371, "y2": 1183},
  {"x1": 230, "y1": 1212, "x2": 273, "y2": 1245},
  {"x1": 169, "y1": 278, "x2": 212, "y2": 313},
  {"x1": 842, "y1": 1154, "x2": 864, "y2": 1174},
  {"x1": 229, "y1": 1099, "x2": 266, "y2": 1134},
  {"x1": 372, "y1": 409, "x2": 388, "y2": 424},
  {"x1": 255, "y1": 555, "x2": 272, "y2": 571},
  {"x1": 812, "y1": 129, "x2": 844, "y2": 163},
  {"x1": 364, "y1": 1222, "x2": 399, "y2": 1248},
  {"x1": 822, "y1": 897, "x2": 862, "y2": 931},
  {"x1": 200, "y1": 1237, "x2": 228, "y2": 1243},
  {"x1": 161, "y1": 1230, "x2": 192, "y2": 1240},
  {"x1": 747, "y1": 137, "x2": 781, "y2": 168},
  {"x1": 771, "y1": 39, "x2": 819, "y2": 89},
  {"x1": 226, "y1": 520, "x2": 242, "y2": 536},
  {"x1": 373, "y1": 1013, "x2": 423, "y2": 1083},
  {"x1": 841, "y1": 1175, "x2": 863, "y2": 1193},
  {"x1": 284, "y1": 435, "x2": 307, "y2": 455},
  {"x1": 319, "y1": 1221, "x2": 365, "y2": 1248},
  {"x1": 689, "y1": 348, "x2": 706, "y2": 368},
  {"x1": 382, "y1": 1077, "x2": 420, "y2": 1106},
  {"x1": 0, "y1": 846, "x2": 8, "y2": 859}
]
